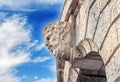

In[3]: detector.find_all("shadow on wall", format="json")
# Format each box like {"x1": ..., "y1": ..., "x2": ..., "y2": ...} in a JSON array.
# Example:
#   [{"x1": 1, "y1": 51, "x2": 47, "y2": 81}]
[{"x1": 74, "y1": 51, "x2": 107, "y2": 82}]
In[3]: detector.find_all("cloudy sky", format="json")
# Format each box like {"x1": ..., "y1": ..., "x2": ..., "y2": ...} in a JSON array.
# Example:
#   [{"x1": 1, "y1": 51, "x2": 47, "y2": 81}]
[{"x1": 0, "y1": 0, "x2": 64, "y2": 82}]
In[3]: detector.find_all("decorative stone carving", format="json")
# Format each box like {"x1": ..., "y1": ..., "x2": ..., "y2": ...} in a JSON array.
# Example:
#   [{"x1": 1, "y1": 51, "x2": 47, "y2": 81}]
[
  {"x1": 44, "y1": 0, "x2": 120, "y2": 81},
  {"x1": 44, "y1": 22, "x2": 82, "y2": 61},
  {"x1": 44, "y1": 22, "x2": 82, "y2": 82}
]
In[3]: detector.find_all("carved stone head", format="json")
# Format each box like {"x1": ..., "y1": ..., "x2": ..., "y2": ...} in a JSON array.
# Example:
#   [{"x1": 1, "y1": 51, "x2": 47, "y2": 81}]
[{"x1": 44, "y1": 22, "x2": 75, "y2": 59}]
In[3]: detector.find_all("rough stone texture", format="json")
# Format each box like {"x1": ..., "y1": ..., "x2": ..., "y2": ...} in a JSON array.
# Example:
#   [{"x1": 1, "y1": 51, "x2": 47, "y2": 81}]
[
  {"x1": 44, "y1": 22, "x2": 82, "y2": 60},
  {"x1": 77, "y1": 74, "x2": 106, "y2": 82},
  {"x1": 44, "y1": 0, "x2": 120, "y2": 82},
  {"x1": 44, "y1": 22, "x2": 82, "y2": 82}
]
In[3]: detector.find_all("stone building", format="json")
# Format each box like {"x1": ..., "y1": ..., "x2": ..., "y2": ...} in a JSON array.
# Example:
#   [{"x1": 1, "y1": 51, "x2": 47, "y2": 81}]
[{"x1": 44, "y1": 0, "x2": 120, "y2": 82}]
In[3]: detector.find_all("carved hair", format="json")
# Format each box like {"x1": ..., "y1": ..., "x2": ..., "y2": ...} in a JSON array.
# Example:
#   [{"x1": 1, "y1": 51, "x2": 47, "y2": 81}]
[{"x1": 44, "y1": 22, "x2": 75, "y2": 59}]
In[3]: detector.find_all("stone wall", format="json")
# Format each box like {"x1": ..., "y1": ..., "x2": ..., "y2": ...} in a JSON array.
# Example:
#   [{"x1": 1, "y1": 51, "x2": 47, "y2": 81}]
[
  {"x1": 44, "y1": 0, "x2": 120, "y2": 82},
  {"x1": 60, "y1": 0, "x2": 120, "y2": 82}
]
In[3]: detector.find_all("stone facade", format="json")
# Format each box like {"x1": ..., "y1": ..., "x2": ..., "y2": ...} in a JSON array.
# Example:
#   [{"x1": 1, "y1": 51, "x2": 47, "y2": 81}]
[{"x1": 44, "y1": 0, "x2": 120, "y2": 82}]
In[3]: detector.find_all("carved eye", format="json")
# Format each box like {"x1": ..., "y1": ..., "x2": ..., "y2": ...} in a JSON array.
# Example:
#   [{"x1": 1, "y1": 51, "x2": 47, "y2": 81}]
[
  {"x1": 47, "y1": 37, "x2": 50, "y2": 40},
  {"x1": 62, "y1": 32, "x2": 72, "y2": 44}
]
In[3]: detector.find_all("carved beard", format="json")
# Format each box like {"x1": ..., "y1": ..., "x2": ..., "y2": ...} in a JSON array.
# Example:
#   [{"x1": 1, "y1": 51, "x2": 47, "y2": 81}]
[
  {"x1": 53, "y1": 49, "x2": 58, "y2": 58},
  {"x1": 48, "y1": 31, "x2": 73, "y2": 60},
  {"x1": 44, "y1": 22, "x2": 75, "y2": 60}
]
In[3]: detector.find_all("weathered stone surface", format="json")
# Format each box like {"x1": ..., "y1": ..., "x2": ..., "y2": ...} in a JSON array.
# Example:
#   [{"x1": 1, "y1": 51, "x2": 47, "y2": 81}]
[
  {"x1": 77, "y1": 74, "x2": 106, "y2": 82},
  {"x1": 44, "y1": 22, "x2": 82, "y2": 82},
  {"x1": 44, "y1": 0, "x2": 120, "y2": 82},
  {"x1": 64, "y1": 61, "x2": 71, "y2": 82},
  {"x1": 72, "y1": 51, "x2": 106, "y2": 76},
  {"x1": 72, "y1": 58, "x2": 103, "y2": 71},
  {"x1": 44, "y1": 22, "x2": 82, "y2": 60}
]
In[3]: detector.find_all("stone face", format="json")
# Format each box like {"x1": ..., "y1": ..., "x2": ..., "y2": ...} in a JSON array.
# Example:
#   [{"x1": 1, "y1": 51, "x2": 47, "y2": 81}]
[
  {"x1": 44, "y1": 22, "x2": 82, "y2": 60},
  {"x1": 44, "y1": 22, "x2": 82, "y2": 82},
  {"x1": 44, "y1": 0, "x2": 120, "y2": 82}
]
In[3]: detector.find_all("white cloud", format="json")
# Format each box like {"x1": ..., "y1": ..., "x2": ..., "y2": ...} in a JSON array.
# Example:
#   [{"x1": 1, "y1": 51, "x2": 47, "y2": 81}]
[
  {"x1": 0, "y1": 0, "x2": 65, "y2": 12},
  {"x1": 0, "y1": 14, "x2": 34, "y2": 82},
  {"x1": 32, "y1": 56, "x2": 51, "y2": 63},
  {"x1": 0, "y1": 73, "x2": 20, "y2": 82},
  {"x1": 0, "y1": 13, "x2": 53, "y2": 82},
  {"x1": 35, "y1": 43, "x2": 45, "y2": 51},
  {"x1": 0, "y1": 14, "x2": 31, "y2": 74},
  {"x1": 37, "y1": 0, "x2": 64, "y2": 4},
  {"x1": 34, "y1": 76, "x2": 38, "y2": 80},
  {"x1": 0, "y1": 70, "x2": 20, "y2": 82},
  {"x1": 35, "y1": 77, "x2": 57, "y2": 82}
]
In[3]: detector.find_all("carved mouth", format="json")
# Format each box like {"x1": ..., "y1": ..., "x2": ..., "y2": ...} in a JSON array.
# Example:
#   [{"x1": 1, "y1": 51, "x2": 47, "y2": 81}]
[{"x1": 48, "y1": 45, "x2": 54, "y2": 52}]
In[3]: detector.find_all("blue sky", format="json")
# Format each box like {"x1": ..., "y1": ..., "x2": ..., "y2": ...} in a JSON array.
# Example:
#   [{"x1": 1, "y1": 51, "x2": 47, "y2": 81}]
[{"x1": 0, "y1": 0, "x2": 64, "y2": 82}]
